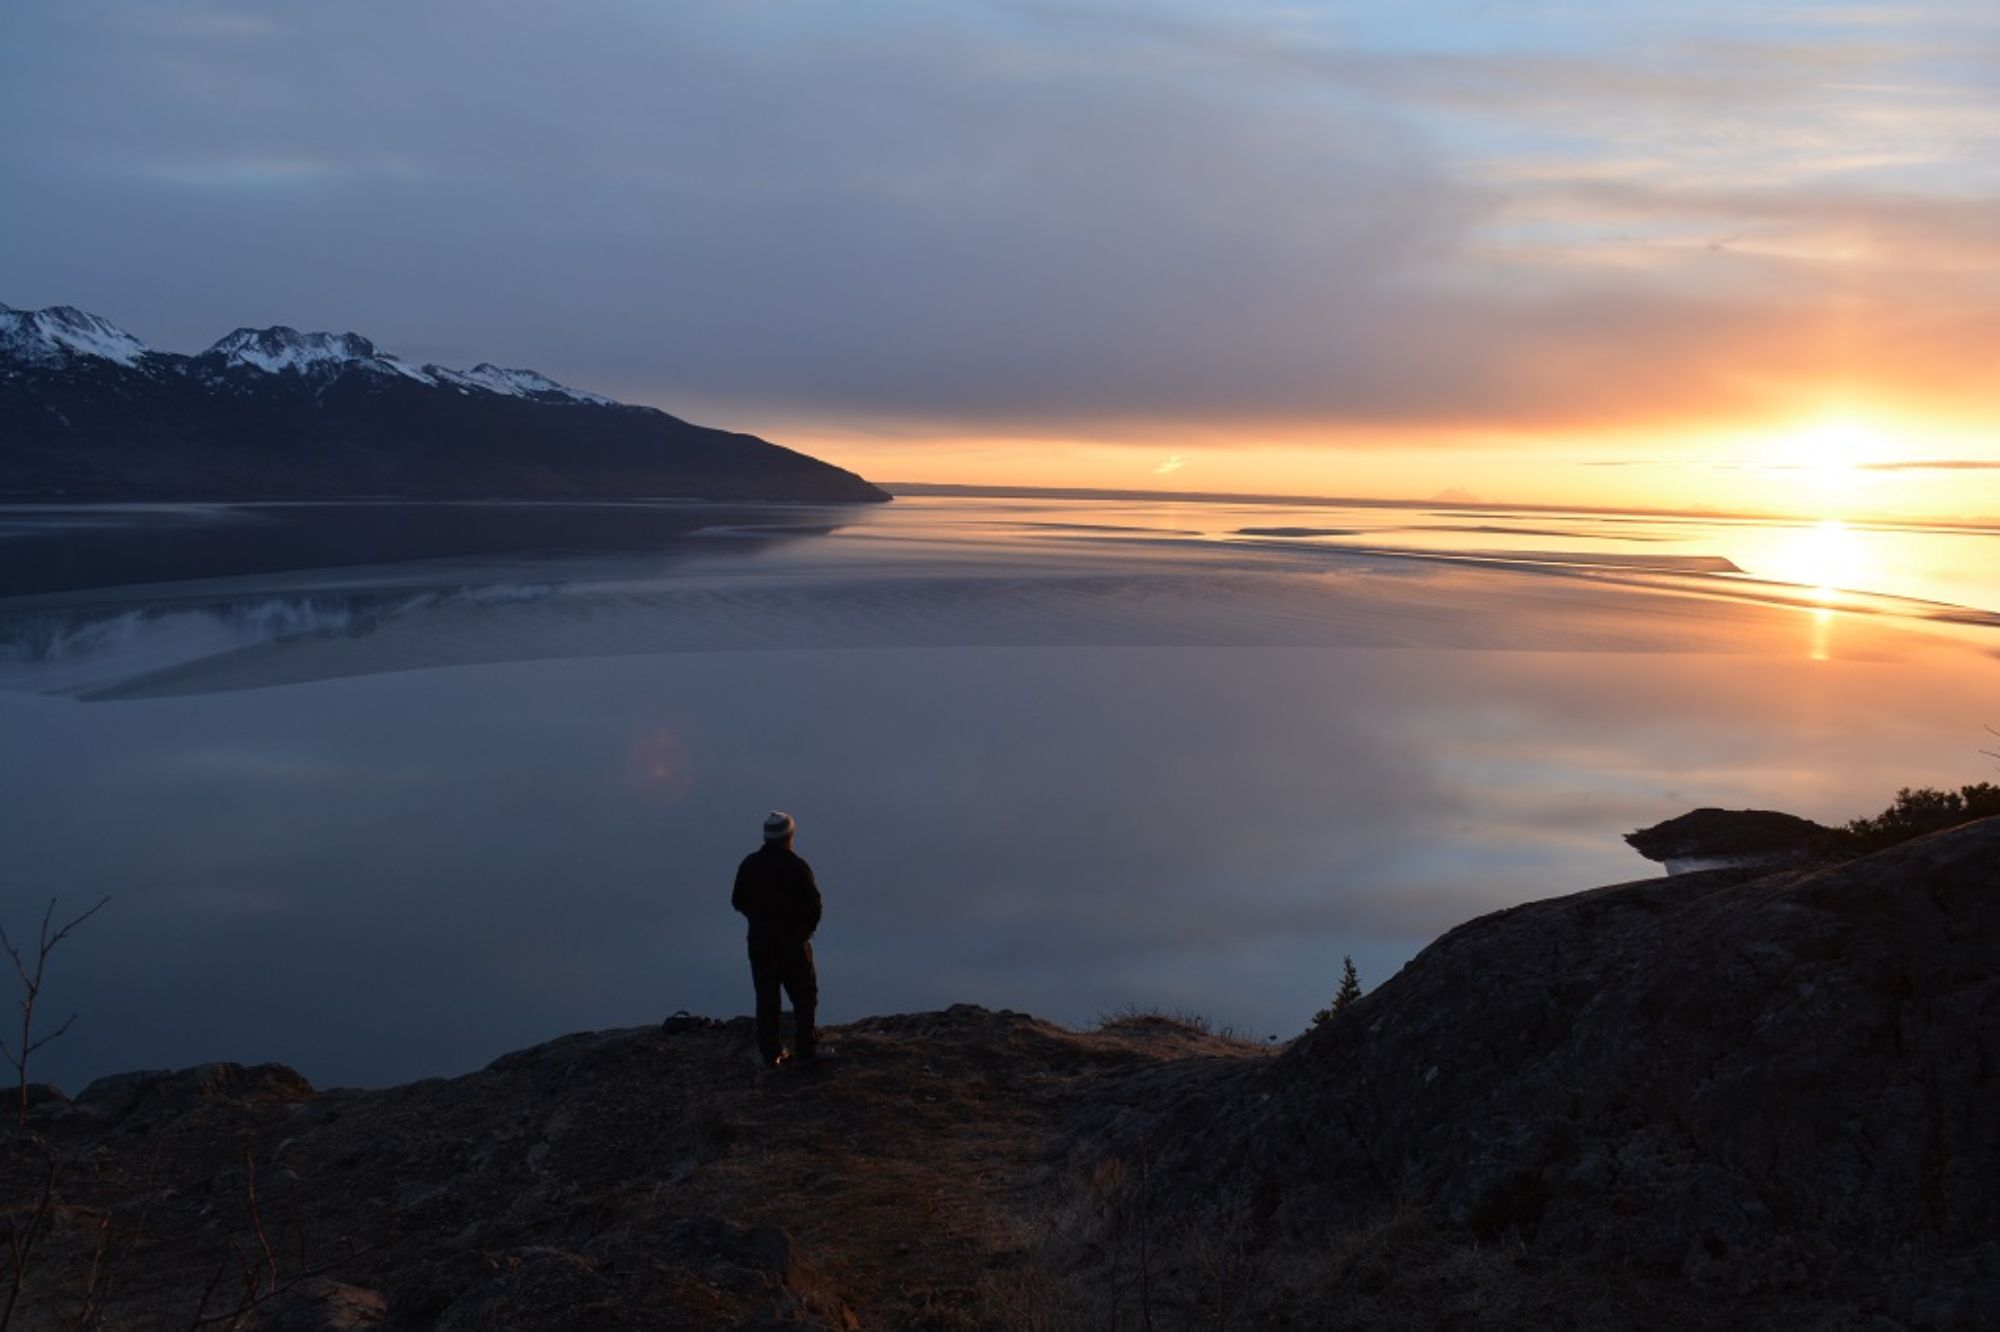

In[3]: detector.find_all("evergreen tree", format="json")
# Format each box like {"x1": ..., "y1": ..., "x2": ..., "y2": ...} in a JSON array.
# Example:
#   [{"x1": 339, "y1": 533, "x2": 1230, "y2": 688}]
[{"x1": 1312, "y1": 955, "x2": 1363, "y2": 1027}]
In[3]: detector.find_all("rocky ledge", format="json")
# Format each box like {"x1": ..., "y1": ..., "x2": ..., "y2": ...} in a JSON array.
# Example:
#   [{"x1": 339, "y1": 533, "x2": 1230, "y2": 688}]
[
  {"x1": 1624, "y1": 807, "x2": 1841, "y2": 872},
  {"x1": 5, "y1": 819, "x2": 1996, "y2": 1329}
]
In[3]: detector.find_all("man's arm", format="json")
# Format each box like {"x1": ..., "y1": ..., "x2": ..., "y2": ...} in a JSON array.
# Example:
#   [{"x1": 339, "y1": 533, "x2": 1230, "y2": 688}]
[
  {"x1": 798, "y1": 860, "x2": 823, "y2": 938},
  {"x1": 731, "y1": 857, "x2": 752, "y2": 917}
]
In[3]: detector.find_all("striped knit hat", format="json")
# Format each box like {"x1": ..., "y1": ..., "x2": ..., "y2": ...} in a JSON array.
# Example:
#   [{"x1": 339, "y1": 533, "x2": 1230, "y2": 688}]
[{"x1": 763, "y1": 810, "x2": 796, "y2": 842}]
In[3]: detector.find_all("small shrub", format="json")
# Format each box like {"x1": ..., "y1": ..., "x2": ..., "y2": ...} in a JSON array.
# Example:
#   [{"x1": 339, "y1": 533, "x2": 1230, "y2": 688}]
[
  {"x1": 1312, "y1": 956, "x2": 1363, "y2": 1027},
  {"x1": 1838, "y1": 783, "x2": 2000, "y2": 855}
]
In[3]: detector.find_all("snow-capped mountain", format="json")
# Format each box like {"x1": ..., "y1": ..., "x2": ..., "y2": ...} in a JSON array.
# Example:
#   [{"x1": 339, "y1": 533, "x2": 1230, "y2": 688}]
[
  {"x1": 0, "y1": 304, "x2": 153, "y2": 368},
  {"x1": 0, "y1": 303, "x2": 887, "y2": 504},
  {"x1": 204, "y1": 326, "x2": 438, "y2": 384},
  {"x1": 429, "y1": 363, "x2": 617, "y2": 406},
  {"x1": 2, "y1": 305, "x2": 633, "y2": 405},
  {"x1": 197, "y1": 327, "x2": 616, "y2": 403}
]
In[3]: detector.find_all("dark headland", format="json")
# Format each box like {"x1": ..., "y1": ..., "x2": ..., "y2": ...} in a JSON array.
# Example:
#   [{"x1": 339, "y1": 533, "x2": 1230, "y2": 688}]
[
  {"x1": 0, "y1": 304, "x2": 887, "y2": 505},
  {"x1": 6, "y1": 816, "x2": 1997, "y2": 1329}
]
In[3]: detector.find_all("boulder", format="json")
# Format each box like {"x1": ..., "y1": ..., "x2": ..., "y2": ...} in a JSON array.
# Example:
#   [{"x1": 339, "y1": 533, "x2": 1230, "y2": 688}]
[
  {"x1": 74, "y1": 1062, "x2": 313, "y2": 1125},
  {"x1": 1625, "y1": 806, "x2": 1839, "y2": 871}
]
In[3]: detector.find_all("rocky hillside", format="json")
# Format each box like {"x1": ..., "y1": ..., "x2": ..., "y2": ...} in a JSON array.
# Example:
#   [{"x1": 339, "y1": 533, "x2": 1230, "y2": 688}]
[
  {"x1": 0, "y1": 304, "x2": 887, "y2": 505},
  {"x1": 4, "y1": 1011, "x2": 1257, "y2": 1330},
  {"x1": 1156, "y1": 815, "x2": 2000, "y2": 1329},
  {"x1": 5, "y1": 819, "x2": 1996, "y2": 1329}
]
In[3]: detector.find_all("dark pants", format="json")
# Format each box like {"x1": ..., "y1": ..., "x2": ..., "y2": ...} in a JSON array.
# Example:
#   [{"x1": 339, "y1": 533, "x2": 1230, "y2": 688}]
[{"x1": 749, "y1": 939, "x2": 817, "y2": 1062}]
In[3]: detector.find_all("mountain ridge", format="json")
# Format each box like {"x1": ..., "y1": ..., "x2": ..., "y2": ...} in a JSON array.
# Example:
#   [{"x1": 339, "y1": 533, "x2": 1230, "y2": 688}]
[{"x1": 0, "y1": 303, "x2": 887, "y2": 505}]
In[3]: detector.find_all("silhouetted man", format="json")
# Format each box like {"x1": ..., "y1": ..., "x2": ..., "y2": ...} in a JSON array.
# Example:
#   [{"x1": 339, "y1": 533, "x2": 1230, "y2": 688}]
[{"x1": 732, "y1": 810, "x2": 822, "y2": 1067}]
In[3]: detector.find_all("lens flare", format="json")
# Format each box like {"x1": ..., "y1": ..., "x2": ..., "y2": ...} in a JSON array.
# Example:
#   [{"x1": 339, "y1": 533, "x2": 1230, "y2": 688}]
[{"x1": 624, "y1": 728, "x2": 695, "y2": 806}]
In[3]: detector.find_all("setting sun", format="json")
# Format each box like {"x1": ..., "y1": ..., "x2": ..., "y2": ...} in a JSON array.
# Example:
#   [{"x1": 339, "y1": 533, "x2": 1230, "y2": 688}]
[{"x1": 1767, "y1": 419, "x2": 1887, "y2": 491}]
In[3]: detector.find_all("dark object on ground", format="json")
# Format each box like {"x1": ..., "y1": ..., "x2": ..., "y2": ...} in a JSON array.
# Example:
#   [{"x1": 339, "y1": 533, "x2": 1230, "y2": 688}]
[
  {"x1": 0, "y1": 304, "x2": 888, "y2": 505},
  {"x1": 733, "y1": 838, "x2": 824, "y2": 1065},
  {"x1": 1624, "y1": 806, "x2": 1838, "y2": 869}
]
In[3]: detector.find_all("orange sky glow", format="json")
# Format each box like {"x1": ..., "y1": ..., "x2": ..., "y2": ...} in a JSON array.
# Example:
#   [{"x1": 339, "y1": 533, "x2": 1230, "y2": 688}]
[
  {"x1": 10, "y1": 3, "x2": 2000, "y2": 522},
  {"x1": 778, "y1": 408, "x2": 2000, "y2": 523}
]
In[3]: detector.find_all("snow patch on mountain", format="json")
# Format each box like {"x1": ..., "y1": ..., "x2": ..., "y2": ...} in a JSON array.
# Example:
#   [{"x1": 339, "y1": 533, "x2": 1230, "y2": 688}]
[
  {"x1": 3, "y1": 303, "x2": 618, "y2": 407},
  {"x1": 0, "y1": 305, "x2": 151, "y2": 367},
  {"x1": 429, "y1": 363, "x2": 616, "y2": 405},
  {"x1": 206, "y1": 327, "x2": 438, "y2": 384}
]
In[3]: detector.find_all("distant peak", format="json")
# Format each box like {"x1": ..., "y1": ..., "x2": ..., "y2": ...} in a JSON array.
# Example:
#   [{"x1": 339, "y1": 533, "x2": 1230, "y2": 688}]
[
  {"x1": 209, "y1": 325, "x2": 377, "y2": 363},
  {"x1": 0, "y1": 303, "x2": 151, "y2": 367},
  {"x1": 429, "y1": 361, "x2": 616, "y2": 406},
  {"x1": 3, "y1": 303, "x2": 620, "y2": 404},
  {"x1": 207, "y1": 325, "x2": 434, "y2": 384}
]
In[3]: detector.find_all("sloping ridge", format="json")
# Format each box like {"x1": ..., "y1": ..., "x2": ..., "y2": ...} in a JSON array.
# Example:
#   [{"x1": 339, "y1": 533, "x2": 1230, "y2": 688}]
[
  {"x1": 0, "y1": 305, "x2": 887, "y2": 504},
  {"x1": 1165, "y1": 816, "x2": 2000, "y2": 1308}
]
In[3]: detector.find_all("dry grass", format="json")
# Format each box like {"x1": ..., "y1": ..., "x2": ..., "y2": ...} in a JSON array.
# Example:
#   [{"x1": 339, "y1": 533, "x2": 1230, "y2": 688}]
[
  {"x1": 1093, "y1": 1005, "x2": 1282, "y2": 1052},
  {"x1": 1, "y1": 1007, "x2": 1877, "y2": 1329}
]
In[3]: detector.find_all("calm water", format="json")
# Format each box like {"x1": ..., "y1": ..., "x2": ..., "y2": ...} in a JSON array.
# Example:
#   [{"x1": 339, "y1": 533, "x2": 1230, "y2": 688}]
[{"x1": 3, "y1": 495, "x2": 1996, "y2": 1090}]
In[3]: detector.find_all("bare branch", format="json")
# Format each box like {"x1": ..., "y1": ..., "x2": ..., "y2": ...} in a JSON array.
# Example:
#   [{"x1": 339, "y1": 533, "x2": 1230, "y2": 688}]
[
  {"x1": 78, "y1": 1214, "x2": 112, "y2": 1328},
  {"x1": 185, "y1": 1238, "x2": 387, "y2": 1329},
  {"x1": 1, "y1": 1151, "x2": 59, "y2": 1330},
  {"x1": 76, "y1": 1134, "x2": 167, "y2": 1328},
  {"x1": 6, "y1": 895, "x2": 111, "y2": 1128},
  {"x1": 243, "y1": 1148, "x2": 278, "y2": 1297},
  {"x1": 189, "y1": 1263, "x2": 226, "y2": 1330},
  {"x1": 23, "y1": 1013, "x2": 77, "y2": 1058},
  {"x1": 0, "y1": 925, "x2": 29, "y2": 995},
  {"x1": 41, "y1": 897, "x2": 110, "y2": 958}
]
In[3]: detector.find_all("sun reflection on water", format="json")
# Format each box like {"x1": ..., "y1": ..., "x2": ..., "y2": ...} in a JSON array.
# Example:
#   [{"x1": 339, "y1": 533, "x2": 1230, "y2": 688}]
[
  {"x1": 1747, "y1": 518, "x2": 1877, "y2": 661},
  {"x1": 1763, "y1": 518, "x2": 1869, "y2": 602},
  {"x1": 1808, "y1": 605, "x2": 1834, "y2": 662}
]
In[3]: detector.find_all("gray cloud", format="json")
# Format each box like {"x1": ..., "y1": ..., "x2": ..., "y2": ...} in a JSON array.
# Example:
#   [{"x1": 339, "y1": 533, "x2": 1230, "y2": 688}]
[{"x1": 2, "y1": 1, "x2": 1994, "y2": 441}]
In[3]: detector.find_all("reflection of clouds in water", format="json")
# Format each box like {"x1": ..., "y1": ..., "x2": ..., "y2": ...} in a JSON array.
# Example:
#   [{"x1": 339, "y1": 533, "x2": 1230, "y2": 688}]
[
  {"x1": 8, "y1": 499, "x2": 1995, "y2": 703},
  {"x1": 9, "y1": 637, "x2": 1997, "y2": 1091},
  {"x1": 5, "y1": 498, "x2": 1997, "y2": 1090},
  {"x1": 161, "y1": 746, "x2": 436, "y2": 788},
  {"x1": 0, "y1": 583, "x2": 562, "y2": 696}
]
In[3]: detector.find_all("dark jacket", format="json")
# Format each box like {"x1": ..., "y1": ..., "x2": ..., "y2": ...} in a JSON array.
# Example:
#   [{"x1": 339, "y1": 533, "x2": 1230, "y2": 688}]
[{"x1": 732, "y1": 843, "x2": 822, "y2": 949}]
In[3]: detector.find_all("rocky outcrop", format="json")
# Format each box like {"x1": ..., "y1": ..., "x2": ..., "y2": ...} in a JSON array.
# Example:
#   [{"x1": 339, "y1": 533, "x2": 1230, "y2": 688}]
[
  {"x1": 0, "y1": 1007, "x2": 1247, "y2": 1329},
  {"x1": 1624, "y1": 806, "x2": 1840, "y2": 871},
  {"x1": 70, "y1": 1062, "x2": 314, "y2": 1126},
  {"x1": 1167, "y1": 817, "x2": 2000, "y2": 1327}
]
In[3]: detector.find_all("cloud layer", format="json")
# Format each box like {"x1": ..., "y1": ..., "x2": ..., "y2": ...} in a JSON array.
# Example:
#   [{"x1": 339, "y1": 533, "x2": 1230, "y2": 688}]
[{"x1": 4, "y1": 1, "x2": 1998, "y2": 448}]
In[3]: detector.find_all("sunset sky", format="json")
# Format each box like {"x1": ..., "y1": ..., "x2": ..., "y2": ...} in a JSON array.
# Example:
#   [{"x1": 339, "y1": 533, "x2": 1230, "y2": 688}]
[{"x1": 5, "y1": 2, "x2": 1998, "y2": 517}]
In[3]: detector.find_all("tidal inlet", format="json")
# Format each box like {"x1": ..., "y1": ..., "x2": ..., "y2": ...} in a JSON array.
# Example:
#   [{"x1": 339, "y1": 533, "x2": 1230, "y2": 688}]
[{"x1": 3, "y1": 3, "x2": 1998, "y2": 1327}]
